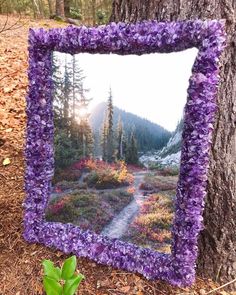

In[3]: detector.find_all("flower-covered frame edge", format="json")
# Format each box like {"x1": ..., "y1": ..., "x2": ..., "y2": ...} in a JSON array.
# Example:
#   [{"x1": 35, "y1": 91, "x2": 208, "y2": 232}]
[{"x1": 24, "y1": 20, "x2": 226, "y2": 286}]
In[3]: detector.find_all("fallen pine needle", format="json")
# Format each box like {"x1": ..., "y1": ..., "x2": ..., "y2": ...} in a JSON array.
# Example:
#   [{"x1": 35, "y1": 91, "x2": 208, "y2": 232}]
[{"x1": 205, "y1": 278, "x2": 236, "y2": 294}]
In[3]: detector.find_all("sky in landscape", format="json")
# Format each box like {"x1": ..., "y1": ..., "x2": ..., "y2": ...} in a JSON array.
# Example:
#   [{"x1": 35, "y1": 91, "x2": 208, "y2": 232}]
[{"x1": 54, "y1": 48, "x2": 198, "y2": 132}]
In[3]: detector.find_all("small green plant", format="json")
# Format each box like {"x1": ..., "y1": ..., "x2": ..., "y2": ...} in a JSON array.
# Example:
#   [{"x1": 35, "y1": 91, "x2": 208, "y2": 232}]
[{"x1": 42, "y1": 255, "x2": 84, "y2": 295}]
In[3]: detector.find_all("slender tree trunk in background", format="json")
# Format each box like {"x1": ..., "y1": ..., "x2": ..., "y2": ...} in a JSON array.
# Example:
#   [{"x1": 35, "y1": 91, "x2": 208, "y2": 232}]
[
  {"x1": 38, "y1": 0, "x2": 46, "y2": 17},
  {"x1": 80, "y1": 0, "x2": 84, "y2": 21},
  {"x1": 64, "y1": 0, "x2": 70, "y2": 17},
  {"x1": 91, "y1": 0, "x2": 96, "y2": 26},
  {"x1": 110, "y1": 0, "x2": 236, "y2": 290},
  {"x1": 47, "y1": 0, "x2": 53, "y2": 16},
  {"x1": 31, "y1": 0, "x2": 41, "y2": 18},
  {"x1": 56, "y1": 0, "x2": 64, "y2": 17}
]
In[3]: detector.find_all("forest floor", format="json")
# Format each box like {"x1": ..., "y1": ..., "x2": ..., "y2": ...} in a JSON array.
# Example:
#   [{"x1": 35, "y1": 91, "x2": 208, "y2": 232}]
[{"x1": 0, "y1": 15, "x2": 233, "y2": 295}]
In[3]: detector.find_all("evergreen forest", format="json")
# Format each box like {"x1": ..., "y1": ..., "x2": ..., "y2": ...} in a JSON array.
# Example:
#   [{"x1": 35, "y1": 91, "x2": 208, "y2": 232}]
[{"x1": 52, "y1": 53, "x2": 172, "y2": 172}]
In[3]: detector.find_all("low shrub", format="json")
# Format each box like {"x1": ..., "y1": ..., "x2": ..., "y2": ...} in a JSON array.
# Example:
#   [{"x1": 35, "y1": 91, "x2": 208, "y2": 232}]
[
  {"x1": 85, "y1": 161, "x2": 133, "y2": 189},
  {"x1": 123, "y1": 193, "x2": 174, "y2": 252},
  {"x1": 139, "y1": 182, "x2": 154, "y2": 191},
  {"x1": 46, "y1": 189, "x2": 133, "y2": 233},
  {"x1": 149, "y1": 163, "x2": 179, "y2": 176},
  {"x1": 71, "y1": 158, "x2": 118, "y2": 171},
  {"x1": 140, "y1": 173, "x2": 178, "y2": 192},
  {"x1": 85, "y1": 171, "x2": 100, "y2": 187},
  {"x1": 53, "y1": 180, "x2": 87, "y2": 192},
  {"x1": 101, "y1": 189, "x2": 133, "y2": 213},
  {"x1": 127, "y1": 163, "x2": 146, "y2": 172},
  {"x1": 46, "y1": 196, "x2": 80, "y2": 223},
  {"x1": 71, "y1": 157, "x2": 91, "y2": 171},
  {"x1": 158, "y1": 166, "x2": 179, "y2": 176},
  {"x1": 92, "y1": 169, "x2": 126, "y2": 189},
  {"x1": 57, "y1": 159, "x2": 134, "y2": 190},
  {"x1": 53, "y1": 168, "x2": 82, "y2": 184}
]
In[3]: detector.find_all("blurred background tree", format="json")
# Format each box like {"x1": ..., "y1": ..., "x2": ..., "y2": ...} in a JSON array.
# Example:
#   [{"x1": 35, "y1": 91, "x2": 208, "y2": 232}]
[{"x1": 0, "y1": 0, "x2": 112, "y2": 25}]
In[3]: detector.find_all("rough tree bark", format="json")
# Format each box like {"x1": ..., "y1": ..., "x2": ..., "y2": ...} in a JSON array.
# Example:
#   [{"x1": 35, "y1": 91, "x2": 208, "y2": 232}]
[
  {"x1": 56, "y1": 0, "x2": 65, "y2": 18},
  {"x1": 110, "y1": 0, "x2": 236, "y2": 289}
]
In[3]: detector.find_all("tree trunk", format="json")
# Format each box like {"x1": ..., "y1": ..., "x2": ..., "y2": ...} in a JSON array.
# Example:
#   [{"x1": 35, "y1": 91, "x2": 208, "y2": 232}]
[
  {"x1": 110, "y1": 0, "x2": 236, "y2": 290},
  {"x1": 64, "y1": 0, "x2": 70, "y2": 17},
  {"x1": 47, "y1": 0, "x2": 53, "y2": 16},
  {"x1": 56, "y1": 0, "x2": 65, "y2": 17},
  {"x1": 31, "y1": 0, "x2": 42, "y2": 18},
  {"x1": 38, "y1": 0, "x2": 46, "y2": 17},
  {"x1": 91, "y1": 0, "x2": 96, "y2": 26}
]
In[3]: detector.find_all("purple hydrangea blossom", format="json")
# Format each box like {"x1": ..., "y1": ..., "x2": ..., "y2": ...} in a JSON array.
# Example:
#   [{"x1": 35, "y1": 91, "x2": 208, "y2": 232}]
[{"x1": 24, "y1": 20, "x2": 226, "y2": 286}]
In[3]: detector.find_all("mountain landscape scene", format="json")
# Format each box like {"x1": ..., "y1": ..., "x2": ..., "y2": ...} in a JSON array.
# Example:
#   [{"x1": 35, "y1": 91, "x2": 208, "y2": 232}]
[
  {"x1": 90, "y1": 101, "x2": 172, "y2": 156},
  {"x1": 46, "y1": 52, "x2": 188, "y2": 254}
]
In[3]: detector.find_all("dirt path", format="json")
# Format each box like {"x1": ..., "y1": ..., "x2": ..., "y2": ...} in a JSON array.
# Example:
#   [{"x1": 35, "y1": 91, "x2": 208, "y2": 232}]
[
  {"x1": 49, "y1": 170, "x2": 151, "y2": 240},
  {"x1": 101, "y1": 171, "x2": 148, "y2": 239}
]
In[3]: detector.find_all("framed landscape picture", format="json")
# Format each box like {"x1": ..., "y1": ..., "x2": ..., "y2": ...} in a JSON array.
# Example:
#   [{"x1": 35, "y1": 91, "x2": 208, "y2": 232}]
[{"x1": 24, "y1": 20, "x2": 225, "y2": 286}]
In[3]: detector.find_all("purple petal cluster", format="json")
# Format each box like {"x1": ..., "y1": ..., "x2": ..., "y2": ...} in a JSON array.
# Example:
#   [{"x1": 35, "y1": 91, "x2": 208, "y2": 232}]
[{"x1": 24, "y1": 20, "x2": 226, "y2": 286}]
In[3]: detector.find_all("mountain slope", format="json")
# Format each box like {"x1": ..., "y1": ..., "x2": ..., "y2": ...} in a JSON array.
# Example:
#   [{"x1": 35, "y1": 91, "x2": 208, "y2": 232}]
[
  {"x1": 89, "y1": 102, "x2": 171, "y2": 153},
  {"x1": 158, "y1": 118, "x2": 183, "y2": 158},
  {"x1": 139, "y1": 119, "x2": 183, "y2": 167}
]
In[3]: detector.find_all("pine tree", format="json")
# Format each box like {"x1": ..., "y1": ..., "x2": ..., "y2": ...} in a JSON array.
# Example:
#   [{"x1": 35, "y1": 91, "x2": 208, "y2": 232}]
[
  {"x1": 52, "y1": 53, "x2": 94, "y2": 164},
  {"x1": 106, "y1": 88, "x2": 115, "y2": 162},
  {"x1": 77, "y1": 119, "x2": 94, "y2": 157},
  {"x1": 52, "y1": 53, "x2": 64, "y2": 129},
  {"x1": 123, "y1": 134, "x2": 128, "y2": 160},
  {"x1": 63, "y1": 55, "x2": 73, "y2": 132},
  {"x1": 126, "y1": 129, "x2": 138, "y2": 164},
  {"x1": 93, "y1": 131, "x2": 101, "y2": 158},
  {"x1": 101, "y1": 113, "x2": 108, "y2": 161},
  {"x1": 116, "y1": 115, "x2": 124, "y2": 160},
  {"x1": 71, "y1": 56, "x2": 87, "y2": 121},
  {"x1": 84, "y1": 121, "x2": 94, "y2": 156},
  {"x1": 76, "y1": 86, "x2": 94, "y2": 158},
  {"x1": 52, "y1": 53, "x2": 73, "y2": 137},
  {"x1": 71, "y1": 56, "x2": 87, "y2": 145}
]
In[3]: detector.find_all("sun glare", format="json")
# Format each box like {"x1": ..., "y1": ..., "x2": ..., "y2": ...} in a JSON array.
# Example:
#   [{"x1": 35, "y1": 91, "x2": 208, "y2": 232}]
[{"x1": 77, "y1": 106, "x2": 88, "y2": 120}]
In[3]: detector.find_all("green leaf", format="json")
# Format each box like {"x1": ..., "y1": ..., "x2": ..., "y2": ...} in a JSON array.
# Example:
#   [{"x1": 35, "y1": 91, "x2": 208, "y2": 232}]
[
  {"x1": 63, "y1": 274, "x2": 84, "y2": 295},
  {"x1": 42, "y1": 260, "x2": 61, "y2": 281},
  {"x1": 43, "y1": 276, "x2": 63, "y2": 295},
  {"x1": 55, "y1": 267, "x2": 62, "y2": 280},
  {"x1": 61, "y1": 256, "x2": 77, "y2": 280}
]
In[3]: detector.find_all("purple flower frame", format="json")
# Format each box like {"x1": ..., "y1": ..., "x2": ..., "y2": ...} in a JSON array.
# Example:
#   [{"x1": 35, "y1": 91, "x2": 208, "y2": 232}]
[{"x1": 24, "y1": 20, "x2": 226, "y2": 286}]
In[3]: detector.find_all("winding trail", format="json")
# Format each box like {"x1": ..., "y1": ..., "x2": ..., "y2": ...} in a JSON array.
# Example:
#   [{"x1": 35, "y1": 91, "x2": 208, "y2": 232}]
[
  {"x1": 50, "y1": 170, "x2": 150, "y2": 240},
  {"x1": 101, "y1": 171, "x2": 148, "y2": 239}
]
